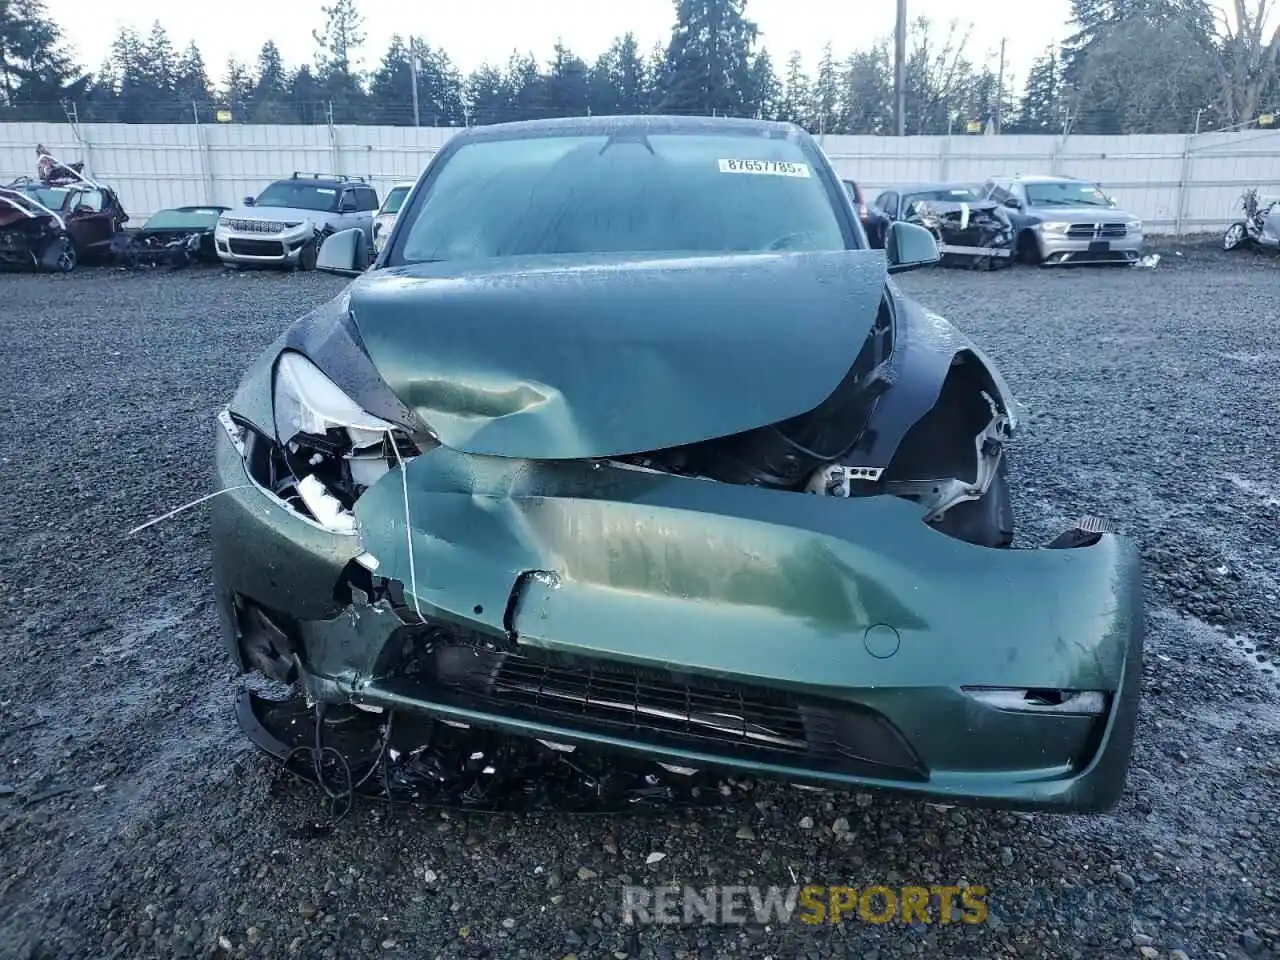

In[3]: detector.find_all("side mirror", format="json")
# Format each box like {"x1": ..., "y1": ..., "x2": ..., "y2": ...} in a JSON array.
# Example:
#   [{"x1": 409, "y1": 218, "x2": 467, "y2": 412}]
[
  {"x1": 1107, "y1": 196, "x2": 1118, "y2": 206},
  {"x1": 316, "y1": 228, "x2": 369, "y2": 277},
  {"x1": 884, "y1": 221, "x2": 939, "y2": 274},
  {"x1": 1003, "y1": 197, "x2": 1022, "y2": 210},
  {"x1": 243, "y1": 196, "x2": 256, "y2": 206}
]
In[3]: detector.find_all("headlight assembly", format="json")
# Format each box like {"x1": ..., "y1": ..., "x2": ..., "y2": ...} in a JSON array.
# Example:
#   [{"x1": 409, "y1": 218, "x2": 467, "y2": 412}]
[
  {"x1": 1040, "y1": 221, "x2": 1070, "y2": 234},
  {"x1": 266, "y1": 351, "x2": 413, "y2": 534},
  {"x1": 1127, "y1": 218, "x2": 1142, "y2": 232},
  {"x1": 273, "y1": 350, "x2": 393, "y2": 444}
]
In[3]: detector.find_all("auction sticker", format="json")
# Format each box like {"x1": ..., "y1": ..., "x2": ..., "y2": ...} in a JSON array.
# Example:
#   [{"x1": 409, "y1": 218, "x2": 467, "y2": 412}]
[{"x1": 718, "y1": 159, "x2": 811, "y2": 177}]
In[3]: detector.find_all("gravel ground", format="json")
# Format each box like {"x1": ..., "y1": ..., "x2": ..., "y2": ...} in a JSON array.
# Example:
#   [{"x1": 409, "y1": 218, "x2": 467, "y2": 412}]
[{"x1": 1, "y1": 246, "x2": 1278, "y2": 960}]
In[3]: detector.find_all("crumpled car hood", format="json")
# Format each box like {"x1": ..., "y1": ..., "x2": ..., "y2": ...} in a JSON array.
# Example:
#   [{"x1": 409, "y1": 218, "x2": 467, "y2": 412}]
[{"x1": 346, "y1": 250, "x2": 888, "y2": 460}]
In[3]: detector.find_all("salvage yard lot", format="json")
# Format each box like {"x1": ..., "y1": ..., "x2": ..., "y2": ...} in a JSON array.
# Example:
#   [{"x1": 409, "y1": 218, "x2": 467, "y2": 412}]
[{"x1": 1, "y1": 250, "x2": 1278, "y2": 959}]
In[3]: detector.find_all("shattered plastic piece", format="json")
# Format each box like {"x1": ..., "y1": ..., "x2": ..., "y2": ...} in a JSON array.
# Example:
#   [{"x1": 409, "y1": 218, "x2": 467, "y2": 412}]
[
  {"x1": 1133, "y1": 254, "x2": 1161, "y2": 269},
  {"x1": 295, "y1": 475, "x2": 356, "y2": 534},
  {"x1": 645, "y1": 852, "x2": 667, "y2": 865}
]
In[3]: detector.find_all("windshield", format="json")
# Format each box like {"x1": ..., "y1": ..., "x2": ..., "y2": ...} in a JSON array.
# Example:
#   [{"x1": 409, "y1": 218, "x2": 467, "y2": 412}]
[
  {"x1": 392, "y1": 131, "x2": 849, "y2": 264},
  {"x1": 253, "y1": 181, "x2": 340, "y2": 212},
  {"x1": 15, "y1": 185, "x2": 68, "y2": 209},
  {"x1": 381, "y1": 186, "x2": 411, "y2": 215},
  {"x1": 1025, "y1": 181, "x2": 1111, "y2": 208},
  {"x1": 903, "y1": 188, "x2": 980, "y2": 216}
]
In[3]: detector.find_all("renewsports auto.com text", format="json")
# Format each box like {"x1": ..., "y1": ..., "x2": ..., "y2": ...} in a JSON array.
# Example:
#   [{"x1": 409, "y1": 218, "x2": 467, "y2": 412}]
[{"x1": 622, "y1": 884, "x2": 988, "y2": 926}]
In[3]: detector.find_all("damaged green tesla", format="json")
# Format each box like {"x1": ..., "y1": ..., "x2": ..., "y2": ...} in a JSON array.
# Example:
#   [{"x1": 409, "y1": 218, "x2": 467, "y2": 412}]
[{"x1": 211, "y1": 115, "x2": 1144, "y2": 813}]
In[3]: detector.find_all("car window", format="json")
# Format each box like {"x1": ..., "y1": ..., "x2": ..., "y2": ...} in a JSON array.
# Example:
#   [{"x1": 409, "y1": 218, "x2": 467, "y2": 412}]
[
  {"x1": 1024, "y1": 180, "x2": 1111, "y2": 208},
  {"x1": 359, "y1": 187, "x2": 379, "y2": 210},
  {"x1": 254, "y1": 181, "x2": 340, "y2": 212},
  {"x1": 380, "y1": 185, "x2": 412, "y2": 216},
  {"x1": 903, "y1": 188, "x2": 980, "y2": 216},
  {"x1": 877, "y1": 192, "x2": 899, "y2": 216},
  {"x1": 76, "y1": 189, "x2": 105, "y2": 212},
  {"x1": 393, "y1": 131, "x2": 851, "y2": 264},
  {"x1": 17, "y1": 185, "x2": 69, "y2": 210}
]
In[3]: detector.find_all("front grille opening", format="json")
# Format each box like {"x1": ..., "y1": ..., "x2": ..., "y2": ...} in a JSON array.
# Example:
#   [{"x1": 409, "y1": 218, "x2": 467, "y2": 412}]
[{"x1": 376, "y1": 620, "x2": 928, "y2": 781}]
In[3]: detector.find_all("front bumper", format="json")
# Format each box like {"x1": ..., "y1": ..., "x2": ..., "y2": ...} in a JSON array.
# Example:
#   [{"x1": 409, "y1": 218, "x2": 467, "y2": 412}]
[
  {"x1": 1038, "y1": 231, "x2": 1145, "y2": 264},
  {"x1": 215, "y1": 226, "x2": 313, "y2": 265},
  {"x1": 211, "y1": 422, "x2": 1145, "y2": 813}
]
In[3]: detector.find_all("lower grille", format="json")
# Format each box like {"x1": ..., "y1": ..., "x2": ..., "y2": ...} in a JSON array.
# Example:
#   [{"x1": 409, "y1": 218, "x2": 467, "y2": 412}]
[
  {"x1": 492, "y1": 655, "x2": 809, "y2": 751},
  {"x1": 378, "y1": 620, "x2": 928, "y2": 780},
  {"x1": 228, "y1": 238, "x2": 285, "y2": 257}
]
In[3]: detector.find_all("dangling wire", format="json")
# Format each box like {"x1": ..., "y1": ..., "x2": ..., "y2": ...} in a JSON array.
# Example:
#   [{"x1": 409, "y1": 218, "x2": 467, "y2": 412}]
[{"x1": 387, "y1": 430, "x2": 426, "y2": 623}]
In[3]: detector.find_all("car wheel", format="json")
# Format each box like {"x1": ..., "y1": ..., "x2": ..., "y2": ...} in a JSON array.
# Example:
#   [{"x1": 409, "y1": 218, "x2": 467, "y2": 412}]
[
  {"x1": 1016, "y1": 231, "x2": 1042, "y2": 265},
  {"x1": 932, "y1": 453, "x2": 1015, "y2": 548},
  {"x1": 1223, "y1": 222, "x2": 1249, "y2": 251},
  {"x1": 47, "y1": 236, "x2": 77, "y2": 273},
  {"x1": 298, "y1": 237, "x2": 319, "y2": 271}
]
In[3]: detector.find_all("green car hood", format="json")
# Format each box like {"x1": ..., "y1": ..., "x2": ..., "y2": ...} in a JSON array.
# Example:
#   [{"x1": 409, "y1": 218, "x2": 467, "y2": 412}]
[{"x1": 346, "y1": 250, "x2": 888, "y2": 460}]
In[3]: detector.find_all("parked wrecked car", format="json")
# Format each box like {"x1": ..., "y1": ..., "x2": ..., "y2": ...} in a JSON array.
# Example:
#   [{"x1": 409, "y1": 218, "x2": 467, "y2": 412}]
[
  {"x1": 210, "y1": 115, "x2": 1143, "y2": 814},
  {"x1": 978, "y1": 175, "x2": 1144, "y2": 265},
  {"x1": 1223, "y1": 188, "x2": 1280, "y2": 252},
  {"x1": 1, "y1": 148, "x2": 128, "y2": 270},
  {"x1": 111, "y1": 205, "x2": 229, "y2": 267},
  {"x1": 873, "y1": 183, "x2": 1014, "y2": 269},
  {"x1": 0, "y1": 185, "x2": 77, "y2": 272},
  {"x1": 214, "y1": 173, "x2": 378, "y2": 270}
]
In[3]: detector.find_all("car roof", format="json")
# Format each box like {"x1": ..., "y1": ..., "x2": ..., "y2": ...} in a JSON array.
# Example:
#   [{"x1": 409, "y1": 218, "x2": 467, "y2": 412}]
[
  {"x1": 883, "y1": 182, "x2": 980, "y2": 194},
  {"x1": 992, "y1": 174, "x2": 1089, "y2": 184},
  {"x1": 268, "y1": 177, "x2": 354, "y2": 190},
  {"x1": 451, "y1": 113, "x2": 807, "y2": 144}
]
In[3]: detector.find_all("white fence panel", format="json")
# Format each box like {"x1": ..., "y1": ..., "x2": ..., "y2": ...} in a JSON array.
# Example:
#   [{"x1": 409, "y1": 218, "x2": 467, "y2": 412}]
[{"x1": 3, "y1": 122, "x2": 1279, "y2": 232}]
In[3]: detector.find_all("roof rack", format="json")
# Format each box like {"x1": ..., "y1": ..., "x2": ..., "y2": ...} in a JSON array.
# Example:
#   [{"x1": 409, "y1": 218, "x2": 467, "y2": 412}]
[{"x1": 290, "y1": 171, "x2": 366, "y2": 183}]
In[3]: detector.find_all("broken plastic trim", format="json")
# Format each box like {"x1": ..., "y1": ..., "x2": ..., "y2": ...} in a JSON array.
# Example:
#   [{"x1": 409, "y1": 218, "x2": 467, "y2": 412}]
[{"x1": 881, "y1": 395, "x2": 1011, "y2": 521}]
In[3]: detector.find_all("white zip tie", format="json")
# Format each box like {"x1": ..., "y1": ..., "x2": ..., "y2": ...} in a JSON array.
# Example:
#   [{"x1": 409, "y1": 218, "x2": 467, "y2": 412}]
[
  {"x1": 127, "y1": 485, "x2": 255, "y2": 536},
  {"x1": 387, "y1": 431, "x2": 425, "y2": 623}
]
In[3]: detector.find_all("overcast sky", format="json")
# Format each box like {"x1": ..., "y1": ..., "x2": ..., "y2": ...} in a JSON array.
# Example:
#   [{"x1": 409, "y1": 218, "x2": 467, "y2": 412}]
[{"x1": 46, "y1": 0, "x2": 1080, "y2": 88}]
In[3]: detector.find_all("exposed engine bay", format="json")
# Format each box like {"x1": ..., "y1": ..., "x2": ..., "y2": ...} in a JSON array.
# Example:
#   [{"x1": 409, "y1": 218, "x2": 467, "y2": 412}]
[
  {"x1": 909, "y1": 200, "x2": 1015, "y2": 270},
  {"x1": 234, "y1": 292, "x2": 1012, "y2": 552}
]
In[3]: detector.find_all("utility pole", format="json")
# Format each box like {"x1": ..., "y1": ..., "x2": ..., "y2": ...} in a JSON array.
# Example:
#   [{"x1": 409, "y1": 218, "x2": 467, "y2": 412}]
[
  {"x1": 994, "y1": 37, "x2": 1006, "y2": 135},
  {"x1": 894, "y1": 0, "x2": 907, "y2": 135},
  {"x1": 410, "y1": 38, "x2": 421, "y2": 127}
]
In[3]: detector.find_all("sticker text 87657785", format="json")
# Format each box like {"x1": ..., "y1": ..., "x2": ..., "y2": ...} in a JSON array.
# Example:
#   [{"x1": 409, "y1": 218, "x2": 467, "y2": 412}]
[{"x1": 718, "y1": 159, "x2": 811, "y2": 178}]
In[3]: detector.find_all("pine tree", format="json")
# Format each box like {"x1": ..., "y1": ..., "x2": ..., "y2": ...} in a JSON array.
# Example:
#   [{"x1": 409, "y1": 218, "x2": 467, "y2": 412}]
[
  {"x1": 0, "y1": 0, "x2": 81, "y2": 114},
  {"x1": 812, "y1": 43, "x2": 840, "y2": 133},
  {"x1": 659, "y1": 0, "x2": 759, "y2": 116},
  {"x1": 778, "y1": 51, "x2": 810, "y2": 126}
]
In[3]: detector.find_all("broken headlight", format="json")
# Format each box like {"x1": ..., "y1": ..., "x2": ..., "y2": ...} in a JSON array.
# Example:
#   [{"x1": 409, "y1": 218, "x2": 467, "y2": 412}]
[{"x1": 269, "y1": 351, "x2": 411, "y2": 534}]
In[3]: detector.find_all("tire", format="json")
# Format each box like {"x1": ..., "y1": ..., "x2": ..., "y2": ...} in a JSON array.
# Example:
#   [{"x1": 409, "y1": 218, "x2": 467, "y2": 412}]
[
  {"x1": 932, "y1": 454, "x2": 1015, "y2": 548},
  {"x1": 298, "y1": 237, "x2": 319, "y2": 271},
  {"x1": 45, "y1": 236, "x2": 77, "y2": 273},
  {"x1": 1016, "y1": 230, "x2": 1042, "y2": 265},
  {"x1": 1223, "y1": 222, "x2": 1249, "y2": 251}
]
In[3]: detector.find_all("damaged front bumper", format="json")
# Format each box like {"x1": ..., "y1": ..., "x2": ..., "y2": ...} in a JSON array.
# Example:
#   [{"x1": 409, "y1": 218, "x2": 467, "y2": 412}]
[{"x1": 211, "y1": 418, "x2": 1144, "y2": 814}]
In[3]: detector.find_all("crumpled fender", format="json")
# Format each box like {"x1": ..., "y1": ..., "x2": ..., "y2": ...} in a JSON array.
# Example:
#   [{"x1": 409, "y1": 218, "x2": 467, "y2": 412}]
[
  {"x1": 352, "y1": 445, "x2": 1139, "y2": 698},
  {"x1": 855, "y1": 291, "x2": 1021, "y2": 469}
]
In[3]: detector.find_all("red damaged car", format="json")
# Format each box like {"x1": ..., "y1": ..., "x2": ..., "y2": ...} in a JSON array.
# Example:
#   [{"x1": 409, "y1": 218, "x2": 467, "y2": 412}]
[{"x1": 0, "y1": 146, "x2": 128, "y2": 272}]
